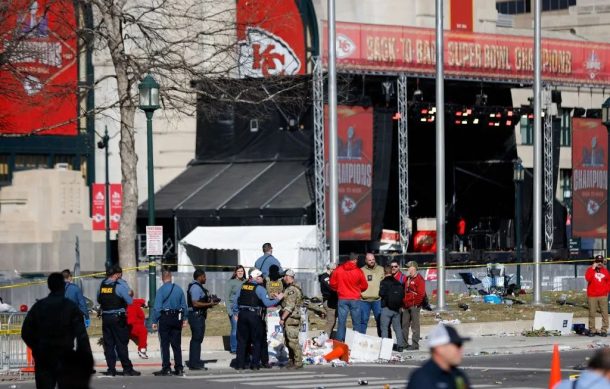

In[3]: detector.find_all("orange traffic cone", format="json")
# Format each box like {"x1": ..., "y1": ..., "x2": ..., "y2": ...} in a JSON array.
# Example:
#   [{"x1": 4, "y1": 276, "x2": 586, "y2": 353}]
[
  {"x1": 548, "y1": 344, "x2": 561, "y2": 389},
  {"x1": 21, "y1": 347, "x2": 35, "y2": 373}
]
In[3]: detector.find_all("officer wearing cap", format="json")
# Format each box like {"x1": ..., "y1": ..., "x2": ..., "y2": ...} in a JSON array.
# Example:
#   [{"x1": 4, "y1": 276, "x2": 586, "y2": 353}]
[
  {"x1": 406, "y1": 324, "x2": 471, "y2": 389},
  {"x1": 151, "y1": 269, "x2": 188, "y2": 376},
  {"x1": 97, "y1": 265, "x2": 140, "y2": 376},
  {"x1": 232, "y1": 269, "x2": 284, "y2": 370},
  {"x1": 187, "y1": 269, "x2": 218, "y2": 370},
  {"x1": 279, "y1": 269, "x2": 303, "y2": 369}
]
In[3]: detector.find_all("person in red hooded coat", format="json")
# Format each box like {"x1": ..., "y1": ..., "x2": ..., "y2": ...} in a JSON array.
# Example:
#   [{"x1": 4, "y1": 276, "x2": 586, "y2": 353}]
[{"x1": 127, "y1": 298, "x2": 149, "y2": 358}]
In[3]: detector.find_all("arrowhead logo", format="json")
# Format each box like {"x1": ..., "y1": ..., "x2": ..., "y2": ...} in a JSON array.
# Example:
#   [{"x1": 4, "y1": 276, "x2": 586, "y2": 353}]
[
  {"x1": 238, "y1": 27, "x2": 301, "y2": 77},
  {"x1": 336, "y1": 34, "x2": 356, "y2": 59}
]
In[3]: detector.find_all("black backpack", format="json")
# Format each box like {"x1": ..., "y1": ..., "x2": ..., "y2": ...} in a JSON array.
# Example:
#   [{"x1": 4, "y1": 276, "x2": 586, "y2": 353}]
[{"x1": 386, "y1": 281, "x2": 404, "y2": 311}]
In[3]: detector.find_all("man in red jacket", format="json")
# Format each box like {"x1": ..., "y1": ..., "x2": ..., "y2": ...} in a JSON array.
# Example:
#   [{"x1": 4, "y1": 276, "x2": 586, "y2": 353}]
[
  {"x1": 329, "y1": 253, "x2": 368, "y2": 342},
  {"x1": 585, "y1": 255, "x2": 610, "y2": 337},
  {"x1": 402, "y1": 261, "x2": 426, "y2": 350}
]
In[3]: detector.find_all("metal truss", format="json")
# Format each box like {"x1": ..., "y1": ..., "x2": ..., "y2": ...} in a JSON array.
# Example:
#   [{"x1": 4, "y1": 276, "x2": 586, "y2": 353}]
[
  {"x1": 543, "y1": 85, "x2": 554, "y2": 251},
  {"x1": 313, "y1": 57, "x2": 327, "y2": 268},
  {"x1": 397, "y1": 73, "x2": 410, "y2": 253}
]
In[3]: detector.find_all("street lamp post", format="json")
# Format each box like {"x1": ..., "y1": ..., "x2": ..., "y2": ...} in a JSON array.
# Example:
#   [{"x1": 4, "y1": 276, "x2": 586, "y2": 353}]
[
  {"x1": 138, "y1": 74, "x2": 160, "y2": 308},
  {"x1": 601, "y1": 97, "x2": 610, "y2": 269},
  {"x1": 97, "y1": 126, "x2": 111, "y2": 270},
  {"x1": 513, "y1": 159, "x2": 524, "y2": 290}
]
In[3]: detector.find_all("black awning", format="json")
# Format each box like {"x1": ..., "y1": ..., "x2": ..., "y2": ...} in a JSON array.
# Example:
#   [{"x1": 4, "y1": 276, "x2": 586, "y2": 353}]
[{"x1": 139, "y1": 160, "x2": 313, "y2": 220}]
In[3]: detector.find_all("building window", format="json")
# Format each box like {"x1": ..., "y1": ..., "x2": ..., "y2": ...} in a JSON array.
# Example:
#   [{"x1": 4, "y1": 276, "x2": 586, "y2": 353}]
[
  {"x1": 497, "y1": 0, "x2": 575, "y2": 14},
  {"x1": 496, "y1": 0, "x2": 531, "y2": 14},
  {"x1": 560, "y1": 108, "x2": 571, "y2": 147},
  {"x1": 520, "y1": 116, "x2": 533, "y2": 145},
  {"x1": 542, "y1": 0, "x2": 576, "y2": 11},
  {"x1": 0, "y1": 155, "x2": 9, "y2": 183},
  {"x1": 560, "y1": 169, "x2": 572, "y2": 201},
  {"x1": 13, "y1": 154, "x2": 48, "y2": 171}
]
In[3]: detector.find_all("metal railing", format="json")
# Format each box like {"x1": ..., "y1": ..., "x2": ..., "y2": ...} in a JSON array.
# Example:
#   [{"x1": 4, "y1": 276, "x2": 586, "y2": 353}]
[{"x1": 0, "y1": 313, "x2": 27, "y2": 372}]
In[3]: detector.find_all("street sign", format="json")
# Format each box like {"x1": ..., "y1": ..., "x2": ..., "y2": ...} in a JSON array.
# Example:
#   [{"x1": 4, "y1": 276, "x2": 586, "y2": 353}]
[{"x1": 146, "y1": 226, "x2": 163, "y2": 256}]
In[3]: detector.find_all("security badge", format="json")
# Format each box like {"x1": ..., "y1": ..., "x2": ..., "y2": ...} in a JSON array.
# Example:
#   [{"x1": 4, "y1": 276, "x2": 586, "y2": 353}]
[
  {"x1": 288, "y1": 290, "x2": 294, "y2": 295},
  {"x1": 367, "y1": 275, "x2": 373, "y2": 281}
]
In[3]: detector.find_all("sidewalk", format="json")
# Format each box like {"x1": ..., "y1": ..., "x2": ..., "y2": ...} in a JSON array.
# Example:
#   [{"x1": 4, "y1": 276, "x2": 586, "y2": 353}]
[{"x1": 91, "y1": 319, "x2": 605, "y2": 370}]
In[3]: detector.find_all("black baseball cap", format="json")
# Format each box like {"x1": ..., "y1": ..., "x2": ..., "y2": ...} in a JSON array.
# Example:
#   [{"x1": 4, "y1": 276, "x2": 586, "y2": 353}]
[{"x1": 595, "y1": 255, "x2": 605, "y2": 263}]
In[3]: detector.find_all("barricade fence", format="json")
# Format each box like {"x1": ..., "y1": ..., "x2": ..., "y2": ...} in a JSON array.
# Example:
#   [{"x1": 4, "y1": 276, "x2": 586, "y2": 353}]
[
  {"x1": 0, "y1": 260, "x2": 597, "y2": 310},
  {"x1": 0, "y1": 313, "x2": 27, "y2": 372}
]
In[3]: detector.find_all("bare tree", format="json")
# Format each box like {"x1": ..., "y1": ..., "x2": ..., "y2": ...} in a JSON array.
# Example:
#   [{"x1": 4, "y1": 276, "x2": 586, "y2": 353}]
[{"x1": 1, "y1": 0, "x2": 313, "y2": 286}]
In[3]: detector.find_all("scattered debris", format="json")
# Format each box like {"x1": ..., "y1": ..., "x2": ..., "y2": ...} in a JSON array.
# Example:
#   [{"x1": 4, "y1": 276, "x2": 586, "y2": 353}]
[{"x1": 521, "y1": 327, "x2": 562, "y2": 337}]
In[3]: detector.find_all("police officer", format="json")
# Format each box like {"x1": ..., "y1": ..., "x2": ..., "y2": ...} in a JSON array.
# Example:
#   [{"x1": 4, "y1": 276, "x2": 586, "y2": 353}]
[
  {"x1": 151, "y1": 269, "x2": 188, "y2": 376},
  {"x1": 279, "y1": 269, "x2": 303, "y2": 369},
  {"x1": 232, "y1": 269, "x2": 283, "y2": 370},
  {"x1": 187, "y1": 269, "x2": 218, "y2": 370},
  {"x1": 97, "y1": 265, "x2": 140, "y2": 376},
  {"x1": 62, "y1": 269, "x2": 90, "y2": 327}
]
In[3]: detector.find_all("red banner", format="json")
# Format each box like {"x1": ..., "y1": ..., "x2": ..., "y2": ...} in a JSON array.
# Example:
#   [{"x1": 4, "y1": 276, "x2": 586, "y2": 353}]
[
  {"x1": 324, "y1": 21, "x2": 610, "y2": 86},
  {"x1": 92, "y1": 184, "x2": 106, "y2": 231},
  {"x1": 450, "y1": 0, "x2": 473, "y2": 32},
  {"x1": 324, "y1": 106, "x2": 373, "y2": 240},
  {"x1": 572, "y1": 118, "x2": 607, "y2": 238},
  {"x1": 92, "y1": 183, "x2": 121, "y2": 231},
  {"x1": 109, "y1": 184, "x2": 122, "y2": 231},
  {"x1": 236, "y1": 0, "x2": 306, "y2": 77},
  {"x1": 0, "y1": 0, "x2": 78, "y2": 135}
]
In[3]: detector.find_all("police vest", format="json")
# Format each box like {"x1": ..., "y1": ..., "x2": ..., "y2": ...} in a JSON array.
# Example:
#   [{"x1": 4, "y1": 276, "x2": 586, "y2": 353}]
[
  {"x1": 266, "y1": 279, "x2": 284, "y2": 297},
  {"x1": 237, "y1": 282, "x2": 264, "y2": 308},
  {"x1": 98, "y1": 281, "x2": 126, "y2": 311},
  {"x1": 187, "y1": 281, "x2": 207, "y2": 311}
]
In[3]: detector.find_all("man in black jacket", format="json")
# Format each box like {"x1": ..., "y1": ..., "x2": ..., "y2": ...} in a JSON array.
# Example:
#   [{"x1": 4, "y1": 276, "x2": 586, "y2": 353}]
[
  {"x1": 379, "y1": 265, "x2": 405, "y2": 351},
  {"x1": 22, "y1": 273, "x2": 93, "y2": 389},
  {"x1": 318, "y1": 263, "x2": 338, "y2": 335}
]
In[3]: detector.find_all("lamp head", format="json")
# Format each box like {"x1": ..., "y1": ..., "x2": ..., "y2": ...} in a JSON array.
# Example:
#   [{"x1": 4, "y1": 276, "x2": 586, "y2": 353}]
[{"x1": 138, "y1": 74, "x2": 160, "y2": 112}]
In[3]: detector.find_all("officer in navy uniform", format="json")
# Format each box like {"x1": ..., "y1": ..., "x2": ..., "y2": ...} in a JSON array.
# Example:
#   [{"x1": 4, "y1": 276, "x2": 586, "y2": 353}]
[
  {"x1": 151, "y1": 269, "x2": 188, "y2": 376},
  {"x1": 186, "y1": 269, "x2": 219, "y2": 370},
  {"x1": 232, "y1": 269, "x2": 284, "y2": 370},
  {"x1": 97, "y1": 265, "x2": 141, "y2": 376}
]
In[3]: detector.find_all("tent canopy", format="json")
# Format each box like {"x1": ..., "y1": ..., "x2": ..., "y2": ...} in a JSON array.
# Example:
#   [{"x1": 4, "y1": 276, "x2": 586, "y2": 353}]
[{"x1": 178, "y1": 225, "x2": 319, "y2": 273}]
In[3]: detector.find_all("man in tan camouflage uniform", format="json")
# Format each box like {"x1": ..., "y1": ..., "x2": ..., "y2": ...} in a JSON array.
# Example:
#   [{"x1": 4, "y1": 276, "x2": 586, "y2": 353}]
[{"x1": 279, "y1": 269, "x2": 303, "y2": 369}]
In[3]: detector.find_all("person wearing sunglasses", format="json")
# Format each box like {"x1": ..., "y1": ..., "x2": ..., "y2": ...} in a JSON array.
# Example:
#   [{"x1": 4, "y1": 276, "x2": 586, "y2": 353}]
[{"x1": 407, "y1": 324, "x2": 471, "y2": 389}]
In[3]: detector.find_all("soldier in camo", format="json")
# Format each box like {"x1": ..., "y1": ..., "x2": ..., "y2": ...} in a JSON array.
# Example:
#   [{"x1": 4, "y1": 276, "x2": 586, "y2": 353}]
[{"x1": 279, "y1": 269, "x2": 303, "y2": 369}]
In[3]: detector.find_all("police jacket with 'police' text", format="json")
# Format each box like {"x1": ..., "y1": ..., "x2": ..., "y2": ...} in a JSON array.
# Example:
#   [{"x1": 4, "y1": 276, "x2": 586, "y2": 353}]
[
  {"x1": 237, "y1": 282, "x2": 264, "y2": 308},
  {"x1": 98, "y1": 281, "x2": 126, "y2": 311}
]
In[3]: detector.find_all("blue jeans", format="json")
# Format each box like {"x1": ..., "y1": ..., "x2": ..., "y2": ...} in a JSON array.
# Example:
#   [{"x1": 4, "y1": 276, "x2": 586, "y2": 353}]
[
  {"x1": 359, "y1": 300, "x2": 382, "y2": 336},
  {"x1": 228, "y1": 314, "x2": 237, "y2": 353},
  {"x1": 336, "y1": 299, "x2": 362, "y2": 342}
]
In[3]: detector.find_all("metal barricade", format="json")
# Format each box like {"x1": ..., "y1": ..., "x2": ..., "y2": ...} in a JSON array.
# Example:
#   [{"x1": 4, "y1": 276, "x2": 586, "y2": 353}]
[{"x1": 0, "y1": 312, "x2": 28, "y2": 372}]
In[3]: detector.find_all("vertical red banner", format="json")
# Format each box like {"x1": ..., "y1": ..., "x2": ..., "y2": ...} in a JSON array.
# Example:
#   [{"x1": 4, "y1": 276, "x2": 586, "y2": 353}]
[
  {"x1": 572, "y1": 118, "x2": 607, "y2": 238},
  {"x1": 91, "y1": 184, "x2": 106, "y2": 231},
  {"x1": 0, "y1": 0, "x2": 78, "y2": 135},
  {"x1": 450, "y1": 0, "x2": 474, "y2": 31},
  {"x1": 324, "y1": 105, "x2": 374, "y2": 240},
  {"x1": 109, "y1": 184, "x2": 122, "y2": 231}
]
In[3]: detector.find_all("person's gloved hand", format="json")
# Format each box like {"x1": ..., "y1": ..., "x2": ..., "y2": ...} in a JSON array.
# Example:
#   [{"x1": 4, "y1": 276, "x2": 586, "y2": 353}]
[{"x1": 85, "y1": 319, "x2": 91, "y2": 328}]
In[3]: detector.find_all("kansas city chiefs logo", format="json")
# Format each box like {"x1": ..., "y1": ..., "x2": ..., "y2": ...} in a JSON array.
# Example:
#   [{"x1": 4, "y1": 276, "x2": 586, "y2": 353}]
[
  {"x1": 336, "y1": 34, "x2": 356, "y2": 59},
  {"x1": 341, "y1": 195, "x2": 357, "y2": 215},
  {"x1": 238, "y1": 27, "x2": 301, "y2": 77}
]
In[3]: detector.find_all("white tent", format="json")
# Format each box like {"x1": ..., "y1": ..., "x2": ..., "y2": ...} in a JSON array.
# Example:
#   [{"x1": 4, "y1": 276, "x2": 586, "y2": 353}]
[{"x1": 178, "y1": 225, "x2": 319, "y2": 273}]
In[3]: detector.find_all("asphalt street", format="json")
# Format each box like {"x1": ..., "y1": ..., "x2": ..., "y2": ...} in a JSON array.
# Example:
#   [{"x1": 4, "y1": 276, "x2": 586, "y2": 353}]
[{"x1": 0, "y1": 349, "x2": 594, "y2": 389}]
